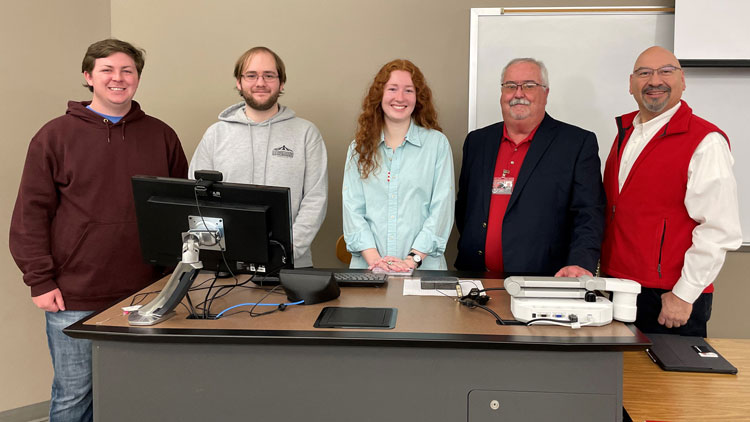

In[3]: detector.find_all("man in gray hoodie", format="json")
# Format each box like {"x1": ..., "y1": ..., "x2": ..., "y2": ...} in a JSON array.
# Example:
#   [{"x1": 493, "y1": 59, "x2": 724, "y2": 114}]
[{"x1": 189, "y1": 46, "x2": 328, "y2": 267}]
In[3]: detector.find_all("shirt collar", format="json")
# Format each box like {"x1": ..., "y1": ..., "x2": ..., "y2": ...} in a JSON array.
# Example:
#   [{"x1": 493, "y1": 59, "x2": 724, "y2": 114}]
[
  {"x1": 502, "y1": 121, "x2": 541, "y2": 145},
  {"x1": 379, "y1": 120, "x2": 422, "y2": 147},
  {"x1": 634, "y1": 101, "x2": 681, "y2": 132}
]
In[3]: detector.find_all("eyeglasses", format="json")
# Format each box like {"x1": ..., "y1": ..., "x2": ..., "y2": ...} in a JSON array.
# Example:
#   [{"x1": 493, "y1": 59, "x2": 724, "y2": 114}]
[
  {"x1": 632, "y1": 65, "x2": 682, "y2": 79},
  {"x1": 241, "y1": 72, "x2": 279, "y2": 83},
  {"x1": 500, "y1": 81, "x2": 547, "y2": 92}
]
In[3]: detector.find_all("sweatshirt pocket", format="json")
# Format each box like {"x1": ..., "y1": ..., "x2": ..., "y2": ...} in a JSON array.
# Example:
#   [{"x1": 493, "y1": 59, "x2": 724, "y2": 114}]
[{"x1": 57, "y1": 221, "x2": 153, "y2": 300}]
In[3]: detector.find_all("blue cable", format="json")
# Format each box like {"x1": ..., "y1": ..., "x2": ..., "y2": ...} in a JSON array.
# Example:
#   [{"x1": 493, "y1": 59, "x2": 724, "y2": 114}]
[{"x1": 215, "y1": 300, "x2": 304, "y2": 319}]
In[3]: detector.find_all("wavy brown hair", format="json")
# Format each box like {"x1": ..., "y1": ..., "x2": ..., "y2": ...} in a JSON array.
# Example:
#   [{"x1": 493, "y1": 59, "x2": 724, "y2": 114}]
[{"x1": 354, "y1": 59, "x2": 441, "y2": 179}]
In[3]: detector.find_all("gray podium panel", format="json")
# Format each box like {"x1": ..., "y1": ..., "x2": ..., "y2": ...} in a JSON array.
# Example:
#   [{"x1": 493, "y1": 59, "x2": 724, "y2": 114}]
[
  {"x1": 468, "y1": 390, "x2": 617, "y2": 421},
  {"x1": 93, "y1": 340, "x2": 623, "y2": 422}
]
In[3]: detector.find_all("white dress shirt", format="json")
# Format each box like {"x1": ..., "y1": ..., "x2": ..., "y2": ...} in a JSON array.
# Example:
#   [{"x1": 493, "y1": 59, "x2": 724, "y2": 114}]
[{"x1": 618, "y1": 102, "x2": 742, "y2": 303}]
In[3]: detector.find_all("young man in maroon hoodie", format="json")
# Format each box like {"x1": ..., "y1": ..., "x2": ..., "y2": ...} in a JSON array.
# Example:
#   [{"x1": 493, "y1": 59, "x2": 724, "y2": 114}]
[{"x1": 9, "y1": 39, "x2": 188, "y2": 421}]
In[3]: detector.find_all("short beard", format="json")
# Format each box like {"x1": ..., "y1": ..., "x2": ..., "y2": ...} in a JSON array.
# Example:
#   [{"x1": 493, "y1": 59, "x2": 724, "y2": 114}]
[
  {"x1": 240, "y1": 89, "x2": 281, "y2": 111},
  {"x1": 508, "y1": 98, "x2": 531, "y2": 120},
  {"x1": 642, "y1": 84, "x2": 671, "y2": 113}
]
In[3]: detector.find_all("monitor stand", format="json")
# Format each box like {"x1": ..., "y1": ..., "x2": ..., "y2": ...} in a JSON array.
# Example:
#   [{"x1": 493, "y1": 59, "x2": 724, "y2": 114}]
[{"x1": 129, "y1": 237, "x2": 203, "y2": 326}]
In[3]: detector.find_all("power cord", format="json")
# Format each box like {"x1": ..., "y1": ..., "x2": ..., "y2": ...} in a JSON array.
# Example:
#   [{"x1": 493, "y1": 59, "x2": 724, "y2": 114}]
[
  {"x1": 526, "y1": 314, "x2": 595, "y2": 329},
  {"x1": 455, "y1": 287, "x2": 525, "y2": 326}
]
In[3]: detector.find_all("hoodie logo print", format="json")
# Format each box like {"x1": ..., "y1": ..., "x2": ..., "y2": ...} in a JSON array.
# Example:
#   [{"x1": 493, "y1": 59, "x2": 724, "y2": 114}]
[{"x1": 272, "y1": 145, "x2": 294, "y2": 158}]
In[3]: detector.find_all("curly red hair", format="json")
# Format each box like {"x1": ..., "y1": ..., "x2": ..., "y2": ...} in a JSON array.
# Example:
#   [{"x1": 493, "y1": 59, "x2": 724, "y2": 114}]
[{"x1": 353, "y1": 59, "x2": 442, "y2": 179}]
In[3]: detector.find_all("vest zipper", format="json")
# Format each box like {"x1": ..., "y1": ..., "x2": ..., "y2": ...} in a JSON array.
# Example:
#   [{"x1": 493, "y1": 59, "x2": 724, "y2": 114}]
[
  {"x1": 610, "y1": 205, "x2": 616, "y2": 222},
  {"x1": 657, "y1": 220, "x2": 666, "y2": 278}
]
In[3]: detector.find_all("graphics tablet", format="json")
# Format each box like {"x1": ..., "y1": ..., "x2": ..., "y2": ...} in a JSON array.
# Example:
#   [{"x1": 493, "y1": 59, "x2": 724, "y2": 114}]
[
  {"x1": 646, "y1": 334, "x2": 737, "y2": 374},
  {"x1": 314, "y1": 307, "x2": 397, "y2": 329}
]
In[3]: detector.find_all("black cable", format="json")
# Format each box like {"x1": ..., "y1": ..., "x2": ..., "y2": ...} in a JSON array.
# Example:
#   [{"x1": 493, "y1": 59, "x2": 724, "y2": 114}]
[
  {"x1": 247, "y1": 285, "x2": 282, "y2": 317},
  {"x1": 201, "y1": 273, "x2": 222, "y2": 318},
  {"x1": 128, "y1": 289, "x2": 191, "y2": 315},
  {"x1": 247, "y1": 240, "x2": 289, "y2": 286},
  {"x1": 192, "y1": 182, "x2": 290, "y2": 291},
  {"x1": 458, "y1": 298, "x2": 524, "y2": 325},
  {"x1": 184, "y1": 289, "x2": 197, "y2": 318},
  {"x1": 525, "y1": 314, "x2": 590, "y2": 327},
  {"x1": 269, "y1": 239, "x2": 288, "y2": 267},
  {"x1": 460, "y1": 287, "x2": 505, "y2": 298},
  {"x1": 130, "y1": 290, "x2": 160, "y2": 306},
  {"x1": 451, "y1": 286, "x2": 526, "y2": 326},
  {"x1": 219, "y1": 284, "x2": 286, "y2": 319},
  {"x1": 189, "y1": 275, "x2": 284, "y2": 318},
  {"x1": 192, "y1": 185, "x2": 240, "y2": 283}
]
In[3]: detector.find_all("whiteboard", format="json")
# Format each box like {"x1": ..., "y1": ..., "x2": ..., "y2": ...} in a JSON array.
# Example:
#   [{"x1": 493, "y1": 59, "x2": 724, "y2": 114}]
[
  {"x1": 675, "y1": 0, "x2": 750, "y2": 60},
  {"x1": 469, "y1": 8, "x2": 749, "y2": 245}
]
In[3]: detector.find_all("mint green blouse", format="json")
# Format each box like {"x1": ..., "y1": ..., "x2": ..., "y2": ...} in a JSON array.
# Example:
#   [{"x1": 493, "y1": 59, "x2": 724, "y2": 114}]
[{"x1": 343, "y1": 121, "x2": 455, "y2": 269}]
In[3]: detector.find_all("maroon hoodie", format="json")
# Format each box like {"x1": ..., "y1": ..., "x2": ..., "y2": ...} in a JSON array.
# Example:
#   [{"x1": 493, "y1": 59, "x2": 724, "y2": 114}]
[{"x1": 10, "y1": 101, "x2": 188, "y2": 310}]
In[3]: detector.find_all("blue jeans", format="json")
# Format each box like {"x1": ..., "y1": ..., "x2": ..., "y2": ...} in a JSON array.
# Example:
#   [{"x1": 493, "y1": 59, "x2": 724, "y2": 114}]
[{"x1": 45, "y1": 310, "x2": 94, "y2": 422}]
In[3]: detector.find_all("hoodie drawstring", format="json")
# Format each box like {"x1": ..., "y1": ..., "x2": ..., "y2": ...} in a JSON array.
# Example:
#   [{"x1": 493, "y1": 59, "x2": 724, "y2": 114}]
[
  {"x1": 262, "y1": 122, "x2": 272, "y2": 185},
  {"x1": 104, "y1": 119, "x2": 111, "y2": 143},
  {"x1": 103, "y1": 118, "x2": 127, "y2": 143}
]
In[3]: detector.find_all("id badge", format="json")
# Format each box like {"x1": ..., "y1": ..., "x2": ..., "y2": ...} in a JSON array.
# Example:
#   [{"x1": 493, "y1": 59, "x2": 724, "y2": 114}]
[{"x1": 492, "y1": 176, "x2": 514, "y2": 195}]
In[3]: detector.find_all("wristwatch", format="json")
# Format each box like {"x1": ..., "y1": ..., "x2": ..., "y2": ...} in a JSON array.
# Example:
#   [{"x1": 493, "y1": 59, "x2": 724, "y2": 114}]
[{"x1": 407, "y1": 252, "x2": 422, "y2": 268}]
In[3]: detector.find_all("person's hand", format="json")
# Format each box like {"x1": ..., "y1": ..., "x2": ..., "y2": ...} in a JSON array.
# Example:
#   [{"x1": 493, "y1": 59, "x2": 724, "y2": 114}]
[
  {"x1": 370, "y1": 256, "x2": 411, "y2": 273},
  {"x1": 658, "y1": 291, "x2": 692, "y2": 328},
  {"x1": 368, "y1": 258, "x2": 391, "y2": 272},
  {"x1": 362, "y1": 248, "x2": 386, "y2": 270},
  {"x1": 386, "y1": 256, "x2": 412, "y2": 272},
  {"x1": 554, "y1": 265, "x2": 592, "y2": 277},
  {"x1": 32, "y1": 288, "x2": 66, "y2": 312}
]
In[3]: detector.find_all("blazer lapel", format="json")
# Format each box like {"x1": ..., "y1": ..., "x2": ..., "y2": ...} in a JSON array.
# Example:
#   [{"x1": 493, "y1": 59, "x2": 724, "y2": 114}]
[
  {"x1": 481, "y1": 123, "x2": 504, "y2": 219},
  {"x1": 507, "y1": 114, "x2": 557, "y2": 212}
]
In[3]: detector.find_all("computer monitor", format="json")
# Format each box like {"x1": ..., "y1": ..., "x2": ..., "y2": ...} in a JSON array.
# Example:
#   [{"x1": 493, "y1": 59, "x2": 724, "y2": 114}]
[
  {"x1": 132, "y1": 175, "x2": 294, "y2": 275},
  {"x1": 127, "y1": 175, "x2": 295, "y2": 326}
]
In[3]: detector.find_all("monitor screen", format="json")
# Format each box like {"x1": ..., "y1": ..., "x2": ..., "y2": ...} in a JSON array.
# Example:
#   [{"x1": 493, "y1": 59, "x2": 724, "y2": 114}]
[{"x1": 132, "y1": 175, "x2": 294, "y2": 275}]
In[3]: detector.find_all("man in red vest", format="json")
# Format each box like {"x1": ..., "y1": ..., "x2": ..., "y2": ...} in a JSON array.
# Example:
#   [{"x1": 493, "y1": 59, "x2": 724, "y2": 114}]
[{"x1": 601, "y1": 46, "x2": 742, "y2": 337}]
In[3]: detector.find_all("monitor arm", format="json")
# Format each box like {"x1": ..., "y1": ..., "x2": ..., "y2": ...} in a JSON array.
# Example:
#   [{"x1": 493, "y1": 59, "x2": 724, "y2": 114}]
[{"x1": 127, "y1": 233, "x2": 203, "y2": 326}]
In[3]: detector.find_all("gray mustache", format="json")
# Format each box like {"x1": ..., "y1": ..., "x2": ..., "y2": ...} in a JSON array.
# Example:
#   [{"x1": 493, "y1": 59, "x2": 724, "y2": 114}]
[{"x1": 509, "y1": 98, "x2": 531, "y2": 106}]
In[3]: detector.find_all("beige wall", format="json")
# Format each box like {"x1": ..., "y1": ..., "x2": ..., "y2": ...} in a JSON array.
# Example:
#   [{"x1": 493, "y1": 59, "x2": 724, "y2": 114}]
[
  {"x1": 3, "y1": 0, "x2": 748, "y2": 412},
  {"x1": 109, "y1": 0, "x2": 748, "y2": 338},
  {"x1": 0, "y1": 0, "x2": 111, "y2": 411},
  {"x1": 708, "y1": 251, "x2": 749, "y2": 338}
]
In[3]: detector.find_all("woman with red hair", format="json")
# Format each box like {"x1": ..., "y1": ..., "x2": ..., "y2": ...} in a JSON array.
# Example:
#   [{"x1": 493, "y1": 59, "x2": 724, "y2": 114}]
[{"x1": 343, "y1": 59, "x2": 454, "y2": 272}]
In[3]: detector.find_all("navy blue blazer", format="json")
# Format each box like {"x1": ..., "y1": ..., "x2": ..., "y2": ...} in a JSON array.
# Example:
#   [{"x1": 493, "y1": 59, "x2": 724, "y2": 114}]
[{"x1": 455, "y1": 113, "x2": 606, "y2": 275}]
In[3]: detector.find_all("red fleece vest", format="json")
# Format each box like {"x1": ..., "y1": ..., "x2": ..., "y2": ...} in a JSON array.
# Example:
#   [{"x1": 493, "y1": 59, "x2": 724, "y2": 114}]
[{"x1": 601, "y1": 101, "x2": 728, "y2": 292}]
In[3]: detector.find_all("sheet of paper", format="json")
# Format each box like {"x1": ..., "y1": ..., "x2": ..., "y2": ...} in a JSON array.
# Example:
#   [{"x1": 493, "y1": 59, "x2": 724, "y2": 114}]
[{"x1": 402, "y1": 279, "x2": 484, "y2": 296}]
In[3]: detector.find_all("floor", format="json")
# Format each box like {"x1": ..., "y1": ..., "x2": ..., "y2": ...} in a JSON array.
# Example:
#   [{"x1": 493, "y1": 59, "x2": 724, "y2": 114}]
[{"x1": 0, "y1": 402, "x2": 48, "y2": 422}]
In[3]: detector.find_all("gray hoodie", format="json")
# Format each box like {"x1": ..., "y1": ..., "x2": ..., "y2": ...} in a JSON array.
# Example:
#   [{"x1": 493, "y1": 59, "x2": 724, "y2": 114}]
[{"x1": 189, "y1": 102, "x2": 328, "y2": 267}]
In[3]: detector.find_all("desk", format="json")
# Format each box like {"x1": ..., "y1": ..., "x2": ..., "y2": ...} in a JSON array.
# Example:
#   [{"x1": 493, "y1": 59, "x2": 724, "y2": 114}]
[
  {"x1": 66, "y1": 272, "x2": 648, "y2": 422},
  {"x1": 624, "y1": 338, "x2": 750, "y2": 421}
]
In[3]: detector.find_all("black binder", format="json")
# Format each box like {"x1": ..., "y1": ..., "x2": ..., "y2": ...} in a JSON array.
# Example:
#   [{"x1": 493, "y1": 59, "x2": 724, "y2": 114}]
[{"x1": 645, "y1": 334, "x2": 738, "y2": 374}]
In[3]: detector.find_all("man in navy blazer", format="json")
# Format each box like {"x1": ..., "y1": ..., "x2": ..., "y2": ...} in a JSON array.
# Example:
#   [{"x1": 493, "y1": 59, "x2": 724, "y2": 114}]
[{"x1": 455, "y1": 58, "x2": 605, "y2": 276}]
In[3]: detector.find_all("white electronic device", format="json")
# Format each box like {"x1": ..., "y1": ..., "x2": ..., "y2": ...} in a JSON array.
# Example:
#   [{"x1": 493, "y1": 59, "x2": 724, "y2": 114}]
[
  {"x1": 504, "y1": 276, "x2": 641, "y2": 327},
  {"x1": 510, "y1": 296, "x2": 613, "y2": 327}
]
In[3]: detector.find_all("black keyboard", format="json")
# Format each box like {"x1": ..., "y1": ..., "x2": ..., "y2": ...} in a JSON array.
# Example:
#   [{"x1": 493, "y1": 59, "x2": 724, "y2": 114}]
[{"x1": 332, "y1": 272, "x2": 388, "y2": 287}]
